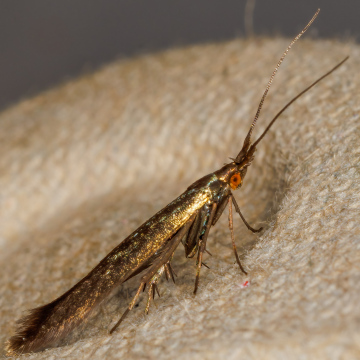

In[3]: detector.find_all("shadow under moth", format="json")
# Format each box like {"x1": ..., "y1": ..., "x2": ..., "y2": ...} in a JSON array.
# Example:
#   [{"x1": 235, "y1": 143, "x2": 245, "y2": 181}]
[{"x1": 6, "y1": 9, "x2": 348, "y2": 355}]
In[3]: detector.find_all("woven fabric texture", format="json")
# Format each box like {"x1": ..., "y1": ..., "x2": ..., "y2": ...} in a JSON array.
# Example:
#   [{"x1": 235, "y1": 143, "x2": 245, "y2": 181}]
[{"x1": 1, "y1": 38, "x2": 359, "y2": 359}]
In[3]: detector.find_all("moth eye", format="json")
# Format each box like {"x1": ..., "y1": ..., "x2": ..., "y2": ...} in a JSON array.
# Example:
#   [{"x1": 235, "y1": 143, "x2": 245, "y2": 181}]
[{"x1": 230, "y1": 173, "x2": 242, "y2": 190}]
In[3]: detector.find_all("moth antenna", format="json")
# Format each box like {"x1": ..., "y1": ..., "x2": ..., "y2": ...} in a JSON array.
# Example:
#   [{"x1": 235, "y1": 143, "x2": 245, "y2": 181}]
[
  {"x1": 247, "y1": 55, "x2": 349, "y2": 155},
  {"x1": 235, "y1": 8, "x2": 320, "y2": 163}
]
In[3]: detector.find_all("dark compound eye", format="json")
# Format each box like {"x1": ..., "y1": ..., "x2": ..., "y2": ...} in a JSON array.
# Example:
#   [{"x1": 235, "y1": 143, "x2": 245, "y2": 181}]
[{"x1": 230, "y1": 173, "x2": 242, "y2": 190}]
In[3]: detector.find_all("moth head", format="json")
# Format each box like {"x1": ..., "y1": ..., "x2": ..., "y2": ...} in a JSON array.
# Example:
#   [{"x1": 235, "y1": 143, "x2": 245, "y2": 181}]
[
  {"x1": 229, "y1": 166, "x2": 248, "y2": 190},
  {"x1": 215, "y1": 163, "x2": 247, "y2": 191}
]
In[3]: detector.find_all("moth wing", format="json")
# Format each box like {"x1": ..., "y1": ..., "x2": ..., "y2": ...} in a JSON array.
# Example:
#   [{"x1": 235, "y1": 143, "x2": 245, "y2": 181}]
[{"x1": 7, "y1": 185, "x2": 211, "y2": 355}]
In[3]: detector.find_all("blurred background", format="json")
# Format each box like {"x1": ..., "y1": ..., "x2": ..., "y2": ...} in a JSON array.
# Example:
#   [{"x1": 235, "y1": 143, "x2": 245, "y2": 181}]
[{"x1": 0, "y1": 0, "x2": 358, "y2": 111}]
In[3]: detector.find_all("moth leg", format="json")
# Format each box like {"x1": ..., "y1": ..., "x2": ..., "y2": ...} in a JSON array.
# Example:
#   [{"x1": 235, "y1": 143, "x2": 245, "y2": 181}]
[
  {"x1": 164, "y1": 265, "x2": 169, "y2": 281},
  {"x1": 111, "y1": 215, "x2": 196, "y2": 334},
  {"x1": 228, "y1": 197, "x2": 248, "y2": 275},
  {"x1": 142, "y1": 214, "x2": 196, "y2": 286},
  {"x1": 186, "y1": 244, "x2": 198, "y2": 259},
  {"x1": 231, "y1": 194, "x2": 263, "y2": 233},
  {"x1": 145, "y1": 265, "x2": 165, "y2": 314},
  {"x1": 194, "y1": 203, "x2": 217, "y2": 294},
  {"x1": 165, "y1": 263, "x2": 172, "y2": 282},
  {"x1": 145, "y1": 250, "x2": 180, "y2": 313},
  {"x1": 183, "y1": 212, "x2": 202, "y2": 258},
  {"x1": 212, "y1": 195, "x2": 229, "y2": 226},
  {"x1": 110, "y1": 281, "x2": 145, "y2": 334}
]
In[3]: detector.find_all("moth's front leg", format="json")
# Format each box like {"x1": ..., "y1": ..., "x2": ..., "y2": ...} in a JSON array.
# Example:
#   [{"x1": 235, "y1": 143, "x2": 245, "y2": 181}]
[
  {"x1": 228, "y1": 197, "x2": 247, "y2": 275},
  {"x1": 231, "y1": 194, "x2": 263, "y2": 233}
]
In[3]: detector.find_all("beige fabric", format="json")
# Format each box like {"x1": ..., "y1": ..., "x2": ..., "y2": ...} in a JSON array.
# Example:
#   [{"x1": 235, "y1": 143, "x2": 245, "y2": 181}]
[{"x1": 1, "y1": 38, "x2": 359, "y2": 359}]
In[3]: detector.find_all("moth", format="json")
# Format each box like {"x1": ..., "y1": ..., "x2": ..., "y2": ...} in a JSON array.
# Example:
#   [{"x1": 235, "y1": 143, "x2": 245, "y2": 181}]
[{"x1": 6, "y1": 9, "x2": 348, "y2": 355}]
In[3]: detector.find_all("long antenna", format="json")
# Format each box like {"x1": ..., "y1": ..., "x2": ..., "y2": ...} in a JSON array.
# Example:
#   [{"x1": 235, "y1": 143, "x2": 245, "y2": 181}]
[
  {"x1": 248, "y1": 56, "x2": 349, "y2": 153},
  {"x1": 235, "y1": 8, "x2": 320, "y2": 163}
]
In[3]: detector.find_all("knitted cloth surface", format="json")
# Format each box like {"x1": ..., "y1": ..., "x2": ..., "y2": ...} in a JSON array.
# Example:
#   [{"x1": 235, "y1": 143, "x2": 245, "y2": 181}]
[{"x1": 1, "y1": 38, "x2": 359, "y2": 359}]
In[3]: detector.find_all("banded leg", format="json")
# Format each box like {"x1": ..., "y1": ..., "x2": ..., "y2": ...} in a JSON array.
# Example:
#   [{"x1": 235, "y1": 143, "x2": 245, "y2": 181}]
[
  {"x1": 228, "y1": 197, "x2": 247, "y2": 275},
  {"x1": 194, "y1": 202, "x2": 217, "y2": 294}
]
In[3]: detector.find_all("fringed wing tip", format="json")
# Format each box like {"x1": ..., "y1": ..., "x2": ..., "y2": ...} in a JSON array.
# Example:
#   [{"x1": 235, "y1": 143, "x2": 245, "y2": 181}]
[{"x1": 5, "y1": 302, "x2": 58, "y2": 356}]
